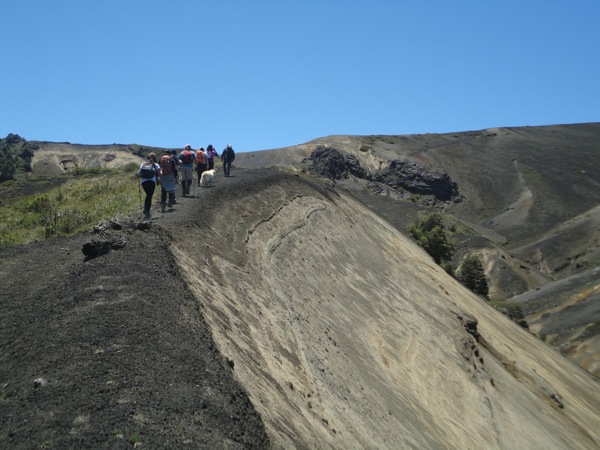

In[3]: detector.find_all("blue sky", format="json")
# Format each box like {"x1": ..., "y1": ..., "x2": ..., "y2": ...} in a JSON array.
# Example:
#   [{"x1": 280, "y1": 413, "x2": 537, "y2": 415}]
[{"x1": 2, "y1": 1, "x2": 599, "y2": 152}]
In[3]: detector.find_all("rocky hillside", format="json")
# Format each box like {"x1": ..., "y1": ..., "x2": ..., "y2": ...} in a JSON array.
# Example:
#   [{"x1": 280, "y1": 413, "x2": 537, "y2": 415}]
[
  {"x1": 2, "y1": 167, "x2": 599, "y2": 448},
  {"x1": 29, "y1": 141, "x2": 152, "y2": 176},
  {"x1": 235, "y1": 123, "x2": 600, "y2": 377}
]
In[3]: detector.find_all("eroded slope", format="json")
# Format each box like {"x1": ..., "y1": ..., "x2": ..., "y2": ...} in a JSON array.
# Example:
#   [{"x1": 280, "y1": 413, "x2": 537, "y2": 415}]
[{"x1": 169, "y1": 169, "x2": 600, "y2": 448}]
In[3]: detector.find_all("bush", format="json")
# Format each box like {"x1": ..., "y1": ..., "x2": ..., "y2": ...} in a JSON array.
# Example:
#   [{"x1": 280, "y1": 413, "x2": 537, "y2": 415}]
[
  {"x1": 0, "y1": 147, "x2": 17, "y2": 182},
  {"x1": 490, "y1": 299, "x2": 529, "y2": 329},
  {"x1": 457, "y1": 254, "x2": 489, "y2": 299},
  {"x1": 0, "y1": 134, "x2": 33, "y2": 181},
  {"x1": 407, "y1": 213, "x2": 454, "y2": 264}
]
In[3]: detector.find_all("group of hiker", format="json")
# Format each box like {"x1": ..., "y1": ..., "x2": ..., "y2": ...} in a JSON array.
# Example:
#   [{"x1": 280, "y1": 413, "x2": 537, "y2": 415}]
[{"x1": 136, "y1": 143, "x2": 236, "y2": 217}]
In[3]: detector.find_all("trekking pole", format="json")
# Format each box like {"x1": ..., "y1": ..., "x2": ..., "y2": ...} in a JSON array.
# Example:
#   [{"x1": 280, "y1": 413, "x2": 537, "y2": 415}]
[{"x1": 137, "y1": 177, "x2": 142, "y2": 209}]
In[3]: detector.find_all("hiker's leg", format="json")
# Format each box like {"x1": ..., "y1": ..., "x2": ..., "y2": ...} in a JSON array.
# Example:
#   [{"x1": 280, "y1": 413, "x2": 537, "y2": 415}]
[
  {"x1": 142, "y1": 181, "x2": 155, "y2": 213},
  {"x1": 160, "y1": 187, "x2": 167, "y2": 212},
  {"x1": 183, "y1": 168, "x2": 192, "y2": 195}
]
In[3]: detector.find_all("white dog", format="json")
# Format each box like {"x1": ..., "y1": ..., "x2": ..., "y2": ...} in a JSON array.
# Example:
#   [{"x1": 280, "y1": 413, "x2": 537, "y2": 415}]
[{"x1": 200, "y1": 169, "x2": 216, "y2": 187}]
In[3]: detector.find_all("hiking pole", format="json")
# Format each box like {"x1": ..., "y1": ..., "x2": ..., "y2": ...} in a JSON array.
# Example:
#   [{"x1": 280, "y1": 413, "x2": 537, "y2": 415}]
[{"x1": 136, "y1": 176, "x2": 142, "y2": 211}]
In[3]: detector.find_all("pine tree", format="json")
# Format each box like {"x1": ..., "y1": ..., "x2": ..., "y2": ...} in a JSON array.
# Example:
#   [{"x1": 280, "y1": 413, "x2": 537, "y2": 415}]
[{"x1": 457, "y1": 254, "x2": 489, "y2": 299}]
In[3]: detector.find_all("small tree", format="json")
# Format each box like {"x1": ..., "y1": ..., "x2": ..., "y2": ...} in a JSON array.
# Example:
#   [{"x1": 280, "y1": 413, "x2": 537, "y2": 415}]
[
  {"x1": 0, "y1": 134, "x2": 29, "y2": 181},
  {"x1": 457, "y1": 254, "x2": 489, "y2": 299},
  {"x1": 0, "y1": 146, "x2": 17, "y2": 182},
  {"x1": 407, "y1": 213, "x2": 454, "y2": 265}
]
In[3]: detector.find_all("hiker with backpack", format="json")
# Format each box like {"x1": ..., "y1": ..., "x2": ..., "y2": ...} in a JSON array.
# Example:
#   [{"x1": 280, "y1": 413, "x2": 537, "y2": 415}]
[
  {"x1": 177, "y1": 144, "x2": 196, "y2": 196},
  {"x1": 221, "y1": 144, "x2": 235, "y2": 177},
  {"x1": 205, "y1": 144, "x2": 218, "y2": 170},
  {"x1": 159, "y1": 149, "x2": 178, "y2": 213},
  {"x1": 136, "y1": 153, "x2": 160, "y2": 218},
  {"x1": 195, "y1": 146, "x2": 207, "y2": 186}
]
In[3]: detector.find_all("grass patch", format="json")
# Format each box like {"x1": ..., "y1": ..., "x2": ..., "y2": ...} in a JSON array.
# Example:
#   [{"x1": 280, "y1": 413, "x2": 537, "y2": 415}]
[{"x1": 0, "y1": 169, "x2": 141, "y2": 246}]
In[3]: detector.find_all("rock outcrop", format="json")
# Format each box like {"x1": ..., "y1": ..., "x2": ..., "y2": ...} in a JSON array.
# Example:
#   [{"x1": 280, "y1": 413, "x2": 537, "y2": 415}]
[
  {"x1": 372, "y1": 159, "x2": 460, "y2": 201},
  {"x1": 309, "y1": 145, "x2": 459, "y2": 201}
]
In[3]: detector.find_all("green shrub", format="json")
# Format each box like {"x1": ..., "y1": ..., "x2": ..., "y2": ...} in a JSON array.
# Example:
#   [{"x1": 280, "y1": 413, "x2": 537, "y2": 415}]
[
  {"x1": 489, "y1": 299, "x2": 524, "y2": 320},
  {"x1": 407, "y1": 213, "x2": 454, "y2": 264},
  {"x1": 456, "y1": 255, "x2": 489, "y2": 300},
  {"x1": 0, "y1": 146, "x2": 17, "y2": 182},
  {"x1": 0, "y1": 134, "x2": 33, "y2": 182},
  {"x1": 457, "y1": 254, "x2": 489, "y2": 299},
  {"x1": 490, "y1": 299, "x2": 529, "y2": 329}
]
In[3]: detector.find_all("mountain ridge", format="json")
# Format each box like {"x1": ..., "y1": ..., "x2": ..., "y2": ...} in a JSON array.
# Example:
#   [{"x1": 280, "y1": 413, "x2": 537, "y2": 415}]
[{"x1": 2, "y1": 124, "x2": 599, "y2": 447}]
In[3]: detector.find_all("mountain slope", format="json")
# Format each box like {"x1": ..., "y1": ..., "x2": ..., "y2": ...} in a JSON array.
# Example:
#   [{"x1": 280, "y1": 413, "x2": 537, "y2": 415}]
[
  {"x1": 234, "y1": 123, "x2": 600, "y2": 378},
  {"x1": 236, "y1": 123, "x2": 600, "y2": 279},
  {"x1": 2, "y1": 126, "x2": 600, "y2": 447},
  {"x1": 168, "y1": 169, "x2": 599, "y2": 448}
]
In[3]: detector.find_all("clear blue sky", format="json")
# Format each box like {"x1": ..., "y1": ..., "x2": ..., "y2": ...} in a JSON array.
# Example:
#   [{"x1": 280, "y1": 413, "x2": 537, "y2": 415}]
[{"x1": 2, "y1": 1, "x2": 599, "y2": 152}]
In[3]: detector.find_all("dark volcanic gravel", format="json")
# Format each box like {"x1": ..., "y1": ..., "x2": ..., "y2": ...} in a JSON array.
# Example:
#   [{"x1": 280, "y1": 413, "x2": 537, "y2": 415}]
[{"x1": 0, "y1": 168, "x2": 273, "y2": 449}]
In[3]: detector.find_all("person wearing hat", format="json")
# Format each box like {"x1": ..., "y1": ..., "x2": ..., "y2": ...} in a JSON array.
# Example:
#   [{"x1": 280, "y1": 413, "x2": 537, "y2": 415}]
[
  {"x1": 177, "y1": 144, "x2": 196, "y2": 196},
  {"x1": 221, "y1": 143, "x2": 235, "y2": 177}
]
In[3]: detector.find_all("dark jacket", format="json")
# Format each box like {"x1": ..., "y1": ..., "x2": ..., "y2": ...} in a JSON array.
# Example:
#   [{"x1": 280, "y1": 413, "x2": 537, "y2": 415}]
[{"x1": 221, "y1": 147, "x2": 235, "y2": 162}]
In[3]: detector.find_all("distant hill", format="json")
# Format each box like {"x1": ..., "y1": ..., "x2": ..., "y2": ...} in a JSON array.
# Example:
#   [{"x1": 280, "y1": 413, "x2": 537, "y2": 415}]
[{"x1": 29, "y1": 141, "x2": 157, "y2": 176}]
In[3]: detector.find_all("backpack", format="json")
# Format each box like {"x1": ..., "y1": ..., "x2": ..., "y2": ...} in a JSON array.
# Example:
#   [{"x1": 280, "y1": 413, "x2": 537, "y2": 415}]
[
  {"x1": 159, "y1": 155, "x2": 174, "y2": 176},
  {"x1": 196, "y1": 150, "x2": 205, "y2": 163},
  {"x1": 181, "y1": 150, "x2": 194, "y2": 164},
  {"x1": 139, "y1": 162, "x2": 156, "y2": 179}
]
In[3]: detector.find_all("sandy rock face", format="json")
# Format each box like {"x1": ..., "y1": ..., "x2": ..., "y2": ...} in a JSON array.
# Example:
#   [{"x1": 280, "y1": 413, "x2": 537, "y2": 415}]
[
  {"x1": 30, "y1": 142, "x2": 144, "y2": 175},
  {"x1": 234, "y1": 124, "x2": 600, "y2": 377},
  {"x1": 170, "y1": 170, "x2": 600, "y2": 449}
]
